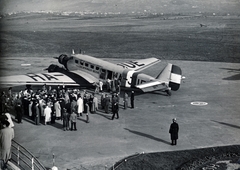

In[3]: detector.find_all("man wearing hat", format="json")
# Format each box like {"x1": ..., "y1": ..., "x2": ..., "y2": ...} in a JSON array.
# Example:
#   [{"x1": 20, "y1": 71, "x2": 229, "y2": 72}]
[{"x1": 169, "y1": 118, "x2": 179, "y2": 145}]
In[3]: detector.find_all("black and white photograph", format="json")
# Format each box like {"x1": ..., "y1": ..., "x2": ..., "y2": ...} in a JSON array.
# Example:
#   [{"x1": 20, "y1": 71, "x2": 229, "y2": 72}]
[{"x1": 0, "y1": 0, "x2": 240, "y2": 169}]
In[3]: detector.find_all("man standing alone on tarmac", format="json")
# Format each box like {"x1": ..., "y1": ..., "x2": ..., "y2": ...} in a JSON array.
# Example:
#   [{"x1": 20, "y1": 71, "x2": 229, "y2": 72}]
[{"x1": 169, "y1": 118, "x2": 179, "y2": 145}]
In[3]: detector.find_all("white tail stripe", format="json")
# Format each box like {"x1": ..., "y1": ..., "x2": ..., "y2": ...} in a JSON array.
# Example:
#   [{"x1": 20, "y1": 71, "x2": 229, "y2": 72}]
[
  {"x1": 170, "y1": 73, "x2": 181, "y2": 84},
  {"x1": 125, "y1": 71, "x2": 135, "y2": 87}
]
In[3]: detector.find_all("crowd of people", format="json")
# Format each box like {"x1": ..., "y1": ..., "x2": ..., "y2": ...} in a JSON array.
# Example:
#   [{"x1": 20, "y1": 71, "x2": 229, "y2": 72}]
[
  {"x1": 0, "y1": 82, "x2": 179, "y2": 169},
  {"x1": 0, "y1": 83, "x2": 131, "y2": 130}
]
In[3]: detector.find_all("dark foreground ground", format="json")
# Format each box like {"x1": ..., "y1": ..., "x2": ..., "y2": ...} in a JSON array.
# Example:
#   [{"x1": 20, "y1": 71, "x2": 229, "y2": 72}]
[
  {"x1": 0, "y1": 13, "x2": 240, "y2": 170},
  {"x1": 114, "y1": 145, "x2": 240, "y2": 170}
]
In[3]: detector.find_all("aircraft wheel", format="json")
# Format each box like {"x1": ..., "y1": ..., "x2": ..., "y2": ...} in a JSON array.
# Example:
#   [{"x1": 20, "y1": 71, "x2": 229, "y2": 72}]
[{"x1": 166, "y1": 90, "x2": 172, "y2": 96}]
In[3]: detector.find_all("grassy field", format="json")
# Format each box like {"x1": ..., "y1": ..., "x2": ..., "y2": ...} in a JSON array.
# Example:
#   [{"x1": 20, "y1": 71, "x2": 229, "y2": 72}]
[{"x1": 0, "y1": 13, "x2": 240, "y2": 63}]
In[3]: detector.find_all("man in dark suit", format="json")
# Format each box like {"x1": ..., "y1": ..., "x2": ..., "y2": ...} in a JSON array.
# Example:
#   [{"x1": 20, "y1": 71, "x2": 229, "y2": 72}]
[
  {"x1": 111, "y1": 101, "x2": 119, "y2": 120},
  {"x1": 169, "y1": 118, "x2": 179, "y2": 145},
  {"x1": 130, "y1": 91, "x2": 134, "y2": 109}
]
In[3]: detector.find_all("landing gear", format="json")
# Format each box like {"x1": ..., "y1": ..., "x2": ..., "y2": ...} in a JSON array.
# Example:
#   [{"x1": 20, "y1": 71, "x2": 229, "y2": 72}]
[{"x1": 166, "y1": 89, "x2": 172, "y2": 96}]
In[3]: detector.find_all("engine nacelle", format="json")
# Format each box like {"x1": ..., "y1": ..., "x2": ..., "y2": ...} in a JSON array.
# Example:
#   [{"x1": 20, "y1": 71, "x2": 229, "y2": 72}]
[
  {"x1": 58, "y1": 54, "x2": 70, "y2": 70},
  {"x1": 46, "y1": 64, "x2": 62, "y2": 73}
]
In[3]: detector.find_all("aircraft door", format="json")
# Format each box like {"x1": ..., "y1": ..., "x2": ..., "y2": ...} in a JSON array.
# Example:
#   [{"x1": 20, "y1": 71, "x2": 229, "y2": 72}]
[
  {"x1": 99, "y1": 69, "x2": 114, "y2": 80},
  {"x1": 106, "y1": 70, "x2": 113, "y2": 80}
]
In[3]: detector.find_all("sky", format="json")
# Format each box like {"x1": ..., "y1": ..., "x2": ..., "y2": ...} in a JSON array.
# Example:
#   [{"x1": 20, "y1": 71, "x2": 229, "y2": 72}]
[{"x1": 0, "y1": 0, "x2": 239, "y2": 15}]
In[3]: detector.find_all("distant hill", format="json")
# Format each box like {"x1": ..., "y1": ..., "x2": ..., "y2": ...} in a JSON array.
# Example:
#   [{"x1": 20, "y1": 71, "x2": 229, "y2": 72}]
[{"x1": 1, "y1": 0, "x2": 239, "y2": 15}]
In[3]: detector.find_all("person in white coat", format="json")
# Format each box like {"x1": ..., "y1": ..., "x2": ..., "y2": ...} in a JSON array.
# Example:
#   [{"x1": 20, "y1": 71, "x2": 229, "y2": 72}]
[
  {"x1": 3, "y1": 112, "x2": 14, "y2": 128},
  {"x1": 54, "y1": 100, "x2": 61, "y2": 120},
  {"x1": 44, "y1": 104, "x2": 52, "y2": 125},
  {"x1": 77, "y1": 95, "x2": 83, "y2": 117},
  {"x1": 29, "y1": 100, "x2": 33, "y2": 118},
  {"x1": 0, "y1": 120, "x2": 14, "y2": 169},
  {"x1": 92, "y1": 94, "x2": 98, "y2": 113}
]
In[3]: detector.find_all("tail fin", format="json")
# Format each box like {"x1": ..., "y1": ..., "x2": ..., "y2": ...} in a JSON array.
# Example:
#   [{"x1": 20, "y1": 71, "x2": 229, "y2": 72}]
[{"x1": 156, "y1": 63, "x2": 182, "y2": 91}]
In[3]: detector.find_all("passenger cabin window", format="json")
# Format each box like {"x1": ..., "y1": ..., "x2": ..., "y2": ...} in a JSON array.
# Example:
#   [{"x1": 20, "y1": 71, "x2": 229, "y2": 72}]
[
  {"x1": 80, "y1": 61, "x2": 84, "y2": 65},
  {"x1": 75, "y1": 60, "x2": 78, "y2": 64},
  {"x1": 90, "y1": 65, "x2": 94, "y2": 69},
  {"x1": 85, "y1": 63, "x2": 89, "y2": 67},
  {"x1": 96, "y1": 66, "x2": 100, "y2": 71}
]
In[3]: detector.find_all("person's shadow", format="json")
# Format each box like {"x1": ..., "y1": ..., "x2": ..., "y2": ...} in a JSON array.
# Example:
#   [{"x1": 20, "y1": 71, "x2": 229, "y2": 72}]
[{"x1": 124, "y1": 128, "x2": 171, "y2": 145}]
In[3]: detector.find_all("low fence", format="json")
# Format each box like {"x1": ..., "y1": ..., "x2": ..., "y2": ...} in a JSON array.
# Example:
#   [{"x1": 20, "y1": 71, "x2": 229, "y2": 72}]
[{"x1": 11, "y1": 140, "x2": 47, "y2": 170}]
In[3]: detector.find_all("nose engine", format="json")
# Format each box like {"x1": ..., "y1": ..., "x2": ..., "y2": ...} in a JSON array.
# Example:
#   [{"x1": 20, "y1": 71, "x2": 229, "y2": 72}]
[{"x1": 58, "y1": 54, "x2": 71, "y2": 70}]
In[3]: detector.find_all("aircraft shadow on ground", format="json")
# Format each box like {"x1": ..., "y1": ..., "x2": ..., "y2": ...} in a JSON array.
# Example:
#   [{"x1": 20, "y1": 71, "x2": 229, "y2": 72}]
[
  {"x1": 124, "y1": 128, "x2": 171, "y2": 145},
  {"x1": 220, "y1": 68, "x2": 240, "y2": 81},
  {"x1": 211, "y1": 120, "x2": 240, "y2": 130}
]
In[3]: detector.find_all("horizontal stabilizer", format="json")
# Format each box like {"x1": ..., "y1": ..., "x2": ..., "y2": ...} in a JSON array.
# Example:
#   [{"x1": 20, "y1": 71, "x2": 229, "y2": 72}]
[{"x1": 136, "y1": 81, "x2": 166, "y2": 93}]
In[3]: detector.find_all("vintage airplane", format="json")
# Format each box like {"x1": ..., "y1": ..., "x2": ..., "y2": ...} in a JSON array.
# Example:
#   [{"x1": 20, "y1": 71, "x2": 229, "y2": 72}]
[{"x1": 0, "y1": 51, "x2": 182, "y2": 95}]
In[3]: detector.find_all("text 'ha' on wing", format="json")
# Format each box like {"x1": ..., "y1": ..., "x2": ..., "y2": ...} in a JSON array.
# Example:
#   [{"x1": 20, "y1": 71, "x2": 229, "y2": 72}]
[{"x1": 0, "y1": 72, "x2": 78, "y2": 87}]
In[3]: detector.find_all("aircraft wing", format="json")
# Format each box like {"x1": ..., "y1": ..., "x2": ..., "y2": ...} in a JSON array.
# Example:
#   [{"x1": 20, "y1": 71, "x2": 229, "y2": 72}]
[
  {"x1": 135, "y1": 80, "x2": 167, "y2": 93},
  {"x1": 0, "y1": 72, "x2": 79, "y2": 88},
  {"x1": 71, "y1": 70, "x2": 99, "y2": 83},
  {"x1": 117, "y1": 58, "x2": 161, "y2": 71}
]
